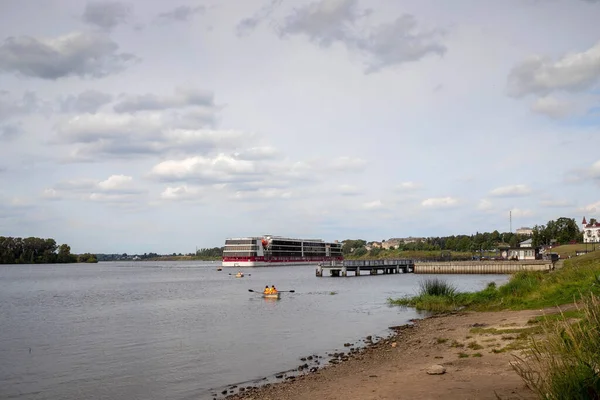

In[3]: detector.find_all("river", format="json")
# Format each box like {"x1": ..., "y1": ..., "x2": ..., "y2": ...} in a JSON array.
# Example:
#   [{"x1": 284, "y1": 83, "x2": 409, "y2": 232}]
[{"x1": 0, "y1": 262, "x2": 509, "y2": 399}]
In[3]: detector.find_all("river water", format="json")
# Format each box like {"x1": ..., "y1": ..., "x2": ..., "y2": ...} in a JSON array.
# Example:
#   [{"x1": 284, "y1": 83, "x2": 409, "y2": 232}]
[{"x1": 0, "y1": 262, "x2": 509, "y2": 400}]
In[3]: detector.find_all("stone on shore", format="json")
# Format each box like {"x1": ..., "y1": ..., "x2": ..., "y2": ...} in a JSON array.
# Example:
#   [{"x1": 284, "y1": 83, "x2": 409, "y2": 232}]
[{"x1": 426, "y1": 365, "x2": 446, "y2": 375}]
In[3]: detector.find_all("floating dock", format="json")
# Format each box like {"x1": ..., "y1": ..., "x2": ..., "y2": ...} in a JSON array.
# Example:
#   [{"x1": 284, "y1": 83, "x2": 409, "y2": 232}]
[{"x1": 316, "y1": 259, "x2": 414, "y2": 277}]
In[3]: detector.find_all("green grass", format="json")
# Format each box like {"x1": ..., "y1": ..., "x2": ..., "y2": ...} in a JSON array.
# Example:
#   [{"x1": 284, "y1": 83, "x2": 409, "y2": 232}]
[
  {"x1": 549, "y1": 244, "x2": 598, "y2": 259},
  {"x1": 467, "y1": 342, "x2": 484, "y2": 350},
  {"x1": 458, "y1": 352, "x2": 469, "y2": 358},
  {"x1": 527, "y1": 309, "x2": 584, "y2": 324},
  {"x1": 388, "y1": 251, "x2": 600, "y2": 312},
  {"x1": 512, "y1": 294, "x2": 600, "y2": 399},
  {"x1": 435, "y1": 338, "x2": 448, "y2": 344}
]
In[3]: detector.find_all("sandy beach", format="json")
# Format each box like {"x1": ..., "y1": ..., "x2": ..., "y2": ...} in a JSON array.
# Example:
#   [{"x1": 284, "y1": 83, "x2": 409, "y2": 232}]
[{"x1": 222, "y1": 307, "x2": 567, "y2": 400}]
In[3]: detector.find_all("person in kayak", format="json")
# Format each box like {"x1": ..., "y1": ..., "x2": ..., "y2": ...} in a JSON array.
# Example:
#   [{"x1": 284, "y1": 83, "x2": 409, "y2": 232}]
[
  {"x1": 263, "y1": 285, "x2": 271, "y2": 294},
  {"x1": 270, "y1": 285, "x2": 278, "y2": 294}
]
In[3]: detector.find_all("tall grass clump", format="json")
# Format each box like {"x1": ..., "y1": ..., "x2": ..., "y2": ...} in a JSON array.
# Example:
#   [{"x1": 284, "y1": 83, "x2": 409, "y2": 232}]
[
  {"x1": 388, "y1": 278, "x2": 458, "y2": 312},
  {"x1": 419, "y1": 277, "x2": 457, "y2": 297},
  {"x1": 512, "y1": 294, "x2": 600, "y2": 399}
]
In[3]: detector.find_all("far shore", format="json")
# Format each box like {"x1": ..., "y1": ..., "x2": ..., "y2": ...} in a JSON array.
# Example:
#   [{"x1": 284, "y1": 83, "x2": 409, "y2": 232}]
[{"x1": 219, "y1": 306, "x2": 569, "y2": 400}]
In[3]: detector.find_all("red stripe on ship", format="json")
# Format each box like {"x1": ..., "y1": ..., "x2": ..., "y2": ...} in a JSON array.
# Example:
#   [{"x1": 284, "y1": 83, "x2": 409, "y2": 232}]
[{"x1": 222, "y1": 256, "x2": 343, "y2": 262}]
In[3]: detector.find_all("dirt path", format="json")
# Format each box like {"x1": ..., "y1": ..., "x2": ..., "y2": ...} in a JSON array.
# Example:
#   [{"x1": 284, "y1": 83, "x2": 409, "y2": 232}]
[{"x1": 223, "y1": 307, "x2": 567, "y2": 400}]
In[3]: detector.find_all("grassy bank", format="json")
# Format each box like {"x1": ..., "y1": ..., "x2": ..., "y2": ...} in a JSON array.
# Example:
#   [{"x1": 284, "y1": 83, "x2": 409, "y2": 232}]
[
  {"x1": 389, "y1": 251, "x2": 600, "y2": 398},
  {"x1": 389, "y1": 250, "x2": 600, "y2": 312},
  {"x1": 345, "y1": 249, "x2": 476, "y2": 261},
  {"x1": 548, "y1": 243, "x2": 599, "y2": 258}
]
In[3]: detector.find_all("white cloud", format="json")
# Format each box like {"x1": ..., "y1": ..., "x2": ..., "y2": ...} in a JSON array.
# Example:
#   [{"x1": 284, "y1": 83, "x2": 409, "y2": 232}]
[
  {"x1": 530, "y1": 96, "x2": 572, "y2": 119},
  {"x1": 477, "y1": 199, "x2": 494, "y2": 211},
  {"x1": 97, "y1": 174, "x2": 133, "y2": 191},
  {"x1": 579, "y1": 201, "x2": 600, "y2": 214},
  {"x1": 565, "y1": 160, "x2": 600, "y2": 185},
  {"x1": 160, "y1": 185, "x2": 202, "y2": 201},
  {"x1": 328, "y1": 156, "x2": 367, "y2": 171},
  {"x1": 41, "y1": 188, "x2": 61, "y2": 200},
  {"x1": 50, "y1": 174, "x2": 144, "y2": 203},
  {"x1": 540, "y1": 199, "x2": 573, "y2": 208},
  {"x1": 150, "y1": 154, "x2": 260, "y2": 183},
  {"x1": 507, "y1": 41, "x2": 600, "y2": 97},
  {"x1": 363, "y1": 200, "x2": 383, "y2": 209},
  {"x1": 113, "y1": 87, "x2": 215, "y2": 113},
  {"x1": 510, "y1": 208, "x2": 533, "y2": 218},
  {"x1": 337, "y1": 184, "x2": 361, "y2": 196},
  {"x1": 54, "y1": 111, "x2": 252, "y2": 159},
  {"x1": 232, "y1": 188, "x2": 293, "y2": 201},
  {"x1": 489, "y1": 184, "x2": 532, "y2": 197},
  {"x1": 421, "y1": 197, "x2": 459, "y2": 208},
  {"x1": 395, "y1": 181, "x2": 423, "y2": 191},
  {"x1": 59, "y1": 90, "x2": 112, "y2": 113}
]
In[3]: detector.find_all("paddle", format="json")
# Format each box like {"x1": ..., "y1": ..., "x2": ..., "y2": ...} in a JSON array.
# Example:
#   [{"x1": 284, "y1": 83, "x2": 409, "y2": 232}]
[{"x1": 248, "y1": 289, "x2": 295, "y2": 293}]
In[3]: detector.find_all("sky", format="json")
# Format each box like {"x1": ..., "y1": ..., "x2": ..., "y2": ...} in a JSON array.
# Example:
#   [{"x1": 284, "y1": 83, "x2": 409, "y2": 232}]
[{"x1": 0, "y1": 0, "x2": 600, "y2": 254}]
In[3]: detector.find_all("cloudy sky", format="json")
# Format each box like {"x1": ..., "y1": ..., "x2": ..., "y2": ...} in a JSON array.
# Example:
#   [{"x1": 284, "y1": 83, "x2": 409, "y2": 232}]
[{"x1": 1, "y1": 0, "x2": 599, "y2": 253}]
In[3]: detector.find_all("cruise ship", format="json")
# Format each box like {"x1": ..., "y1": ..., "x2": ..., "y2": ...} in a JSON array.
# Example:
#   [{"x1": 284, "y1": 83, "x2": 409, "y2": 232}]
[{"x1": 221, "y1": 235, "x2": 343, "y2": 267}]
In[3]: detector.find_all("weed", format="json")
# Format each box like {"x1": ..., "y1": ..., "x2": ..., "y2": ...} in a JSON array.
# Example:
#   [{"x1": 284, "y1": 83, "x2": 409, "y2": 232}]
[
  {"x1": 435, "y1": 338, "x2": 448, "y2": 344},
  {"x1": 467, "y1": 342, "x2": 484, "y2": 350},
  {"x1": 449, "y1": 340, "x2": 464, "y2": 348},
  {"x1": 472, "y1": 353, "x2": 483, "y2": 357},
  {"x1": 458, "y1": 352, "x2": 469, "y2": 358}
]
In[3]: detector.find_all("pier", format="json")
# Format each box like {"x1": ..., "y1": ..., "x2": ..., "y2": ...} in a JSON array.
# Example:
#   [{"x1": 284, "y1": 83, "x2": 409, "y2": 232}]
[
  {"x1": 316, "y1": 259, "x2": 414, "y2": 277},
  {"x1": 316, "y1": 259, "x2": 554, "y2": 277},
  {"x1": 414, "y1": 260, "x2": 554, "y2": 274}
]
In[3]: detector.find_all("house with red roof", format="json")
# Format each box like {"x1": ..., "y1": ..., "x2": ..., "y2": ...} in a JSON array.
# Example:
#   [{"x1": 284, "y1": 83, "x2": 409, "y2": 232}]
[{"x1": 582, "y1": 217, "x2": 600, "y2": 243}]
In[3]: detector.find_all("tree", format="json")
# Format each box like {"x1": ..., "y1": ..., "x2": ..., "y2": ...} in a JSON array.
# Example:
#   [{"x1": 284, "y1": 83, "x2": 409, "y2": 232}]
[{"x1": 57, "y1": 244, "x2": 73, "y2": 263}]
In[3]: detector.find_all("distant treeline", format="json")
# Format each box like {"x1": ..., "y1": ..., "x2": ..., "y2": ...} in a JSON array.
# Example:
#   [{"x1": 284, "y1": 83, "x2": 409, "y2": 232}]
[
  {"x1": 0, "y1": 236, "x2": 97, "y2": 264},
  {"x1": 195, "y1": 247, "x2": 224, "y2": 259},
  {"x1": 343, "y1": 218, "x2": 581, "y2": 257}
]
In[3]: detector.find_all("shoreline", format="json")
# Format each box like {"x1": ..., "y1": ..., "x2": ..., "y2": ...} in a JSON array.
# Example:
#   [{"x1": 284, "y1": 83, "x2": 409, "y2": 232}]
[{"x1": 217, "y1": 307, "x2": 565, "y2": 400}]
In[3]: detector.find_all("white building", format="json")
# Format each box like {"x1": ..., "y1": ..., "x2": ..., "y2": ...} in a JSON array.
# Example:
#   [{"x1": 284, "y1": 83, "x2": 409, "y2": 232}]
[
  {"x1": 516, "y1": 227, "x2": 533, "y2": 236},
  {"x1": 582, "y1": 217, "x2": 600, "y2": 243}
]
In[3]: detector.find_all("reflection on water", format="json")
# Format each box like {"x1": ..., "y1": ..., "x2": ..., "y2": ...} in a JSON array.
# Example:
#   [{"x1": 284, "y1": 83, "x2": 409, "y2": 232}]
[{"x1": 0, "y1": 262, "x2": 508, "y2": 400}]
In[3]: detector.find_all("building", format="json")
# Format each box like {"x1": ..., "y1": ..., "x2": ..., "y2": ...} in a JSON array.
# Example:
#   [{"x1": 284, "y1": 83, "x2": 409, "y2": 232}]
[
  {"x1": 516, "y1": 227, "x2": 533, "y2": 236},
  {"x1": 581, "y1": 217, "x2": 600, "y2": 243},
  {"x1": 498, "y1": 239, "x2": 539, "y2": 260},
  {"x1": 519, "y1": 238, "x2": 532, "y2": 248}
]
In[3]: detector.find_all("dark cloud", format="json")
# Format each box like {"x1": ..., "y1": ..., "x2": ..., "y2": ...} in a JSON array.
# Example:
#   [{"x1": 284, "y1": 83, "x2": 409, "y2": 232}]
[
  {"x1": 242, "y1": 0, "x2": 445, "y2": 72},
  {"x1": 0, "y1": 32, "x2": 137, "y2": 80},
  {"x1": 82, "y1": 1, "x2": 132, "y2": 30},
  {"x1": 60, "y1": 90, "x2": 113, "y2": 113},
  {"x1": 0, "y1": 91, "x2": 41, "y2": 119},
  {"x1": 235, "y1": 0, "x2": 282, "y2": 37},
  {"x1": 0, "y1": 124, "x2": 23, "y2": 141},
  {"x1": 113, "y1": 88, "x2": 214, "y2": 113},
  {"x1": 156, "y1": 5, "x2": 205, "y2": 23},
  {"x1": 355, "y1": 14, "x2": 446, "y2": 73}
]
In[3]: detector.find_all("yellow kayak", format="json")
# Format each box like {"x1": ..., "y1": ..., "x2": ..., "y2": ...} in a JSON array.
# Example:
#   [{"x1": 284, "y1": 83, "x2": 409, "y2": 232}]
[{"x1": 262, "y1": 292, "x2": 280, "y2": 299}]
